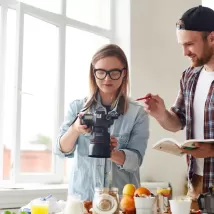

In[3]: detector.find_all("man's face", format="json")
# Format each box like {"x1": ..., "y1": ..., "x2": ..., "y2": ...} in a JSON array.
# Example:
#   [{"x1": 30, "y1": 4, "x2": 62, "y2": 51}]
[{"x1": 176, "y1": 30, "x2": 213, "y2": 67}]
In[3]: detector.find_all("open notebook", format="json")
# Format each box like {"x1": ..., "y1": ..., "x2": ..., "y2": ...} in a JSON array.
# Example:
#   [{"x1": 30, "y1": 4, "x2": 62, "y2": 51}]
[{"x1": 152, "y1": 138, "x2": 214, "y2": 156}]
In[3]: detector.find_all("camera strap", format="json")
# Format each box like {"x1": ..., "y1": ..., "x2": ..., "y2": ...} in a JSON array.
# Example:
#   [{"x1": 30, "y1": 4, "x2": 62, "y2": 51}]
[{"x1": 70, "y1": 106, "x2": 89, "y2": 126}]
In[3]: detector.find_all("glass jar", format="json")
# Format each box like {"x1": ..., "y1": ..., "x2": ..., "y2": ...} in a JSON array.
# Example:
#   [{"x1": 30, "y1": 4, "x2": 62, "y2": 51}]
[
  {"x1": 109, "y1": 187, "x2": 119, "y2": 214},
  {"x1": 93, "y1": 187, "x2": 119, "y2": 214}
]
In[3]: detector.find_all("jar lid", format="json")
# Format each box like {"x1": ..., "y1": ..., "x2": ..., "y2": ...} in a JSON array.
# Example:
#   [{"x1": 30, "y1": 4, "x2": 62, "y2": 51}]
[{"x1": 109, "y1": 187, "x2": 118, "y2": 192}]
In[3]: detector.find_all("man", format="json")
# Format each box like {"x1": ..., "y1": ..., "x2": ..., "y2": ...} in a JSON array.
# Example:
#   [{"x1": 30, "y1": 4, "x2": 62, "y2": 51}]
[{"x1": 143, "y1": 5, "x2": 214, "y2": 210}]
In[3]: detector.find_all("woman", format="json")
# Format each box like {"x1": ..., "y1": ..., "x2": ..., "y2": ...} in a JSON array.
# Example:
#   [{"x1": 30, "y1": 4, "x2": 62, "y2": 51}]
[{"x1": 55, "y1": 44, "x2": 149, "y2": 200}]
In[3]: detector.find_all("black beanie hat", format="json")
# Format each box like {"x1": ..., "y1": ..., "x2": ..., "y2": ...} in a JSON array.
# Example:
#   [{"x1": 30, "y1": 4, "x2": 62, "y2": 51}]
[{"x1": 176, "y1": 5, "x2": 214, "y2": 32}]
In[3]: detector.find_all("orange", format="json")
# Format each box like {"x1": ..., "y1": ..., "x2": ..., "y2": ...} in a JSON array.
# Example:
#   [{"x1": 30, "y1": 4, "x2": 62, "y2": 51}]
[
  {"x1": 122, "y1": 184, "x2": 136, "y2": 197},
  {"x1": 134, "y1": 186, "x2": 151, "y2": 197},
  {"x1": 120, "y1": 195, "x2": 135, "y2": 212}
]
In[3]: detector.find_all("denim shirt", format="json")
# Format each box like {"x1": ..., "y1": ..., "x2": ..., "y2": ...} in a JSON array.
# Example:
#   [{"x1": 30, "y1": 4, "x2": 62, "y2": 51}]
[{"x1": 54, "y1": 96, "x2": 149, "y2": 200}]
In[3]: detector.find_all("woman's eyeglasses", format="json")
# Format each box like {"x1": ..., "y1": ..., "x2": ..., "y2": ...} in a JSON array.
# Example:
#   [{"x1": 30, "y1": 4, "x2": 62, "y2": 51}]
[{"x1": 93, "y1": 67, "x2": 125, "y2": 80}]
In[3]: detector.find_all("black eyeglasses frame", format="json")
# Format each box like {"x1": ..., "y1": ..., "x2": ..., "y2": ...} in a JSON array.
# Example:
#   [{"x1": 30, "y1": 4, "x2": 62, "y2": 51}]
[{"x1": 93, "y1": 67, "x2": 126, "y2": 80}]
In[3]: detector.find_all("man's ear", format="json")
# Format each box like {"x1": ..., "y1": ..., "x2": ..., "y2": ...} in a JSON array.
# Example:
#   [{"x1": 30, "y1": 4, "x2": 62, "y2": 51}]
[{"x1": 210, "y1": 31, "x2": 214, "y2": 43}]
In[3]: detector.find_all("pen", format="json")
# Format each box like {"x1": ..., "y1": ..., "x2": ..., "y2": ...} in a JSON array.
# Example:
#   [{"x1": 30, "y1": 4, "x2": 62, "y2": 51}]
[{"x1": 136, "y1": 95, "x2": 152, "y2": 101}]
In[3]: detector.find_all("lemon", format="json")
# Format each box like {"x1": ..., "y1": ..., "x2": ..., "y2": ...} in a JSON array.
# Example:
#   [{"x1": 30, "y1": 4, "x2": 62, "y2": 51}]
[
  {"x1": 122, "y1": 184, "x2": 136, "y2": 197},
  {"x1": 157, "y1": 188, "x2": 171, "y2": 197}
]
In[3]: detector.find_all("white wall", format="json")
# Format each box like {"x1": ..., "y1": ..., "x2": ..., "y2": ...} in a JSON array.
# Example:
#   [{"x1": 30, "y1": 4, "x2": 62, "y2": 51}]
[{"x1": 115, "y1": 0, "x2": 201, "y2": 197}]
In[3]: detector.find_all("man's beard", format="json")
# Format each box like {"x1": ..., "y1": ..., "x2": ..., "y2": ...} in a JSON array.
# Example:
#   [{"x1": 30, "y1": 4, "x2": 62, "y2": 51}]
[{"x1": 191, "y1": 44, "x2": 213, "y2": 67}]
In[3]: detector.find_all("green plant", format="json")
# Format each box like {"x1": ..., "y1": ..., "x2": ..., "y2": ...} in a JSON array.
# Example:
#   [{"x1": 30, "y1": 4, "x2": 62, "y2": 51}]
[{"x1": 29, "y1": 133, "x2": 52, "y2": 150}]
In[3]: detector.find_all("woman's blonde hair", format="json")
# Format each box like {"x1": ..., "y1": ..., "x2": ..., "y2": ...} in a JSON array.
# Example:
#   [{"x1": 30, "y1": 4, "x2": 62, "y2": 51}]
[{"x1": 84, "y1": 44, "x2": 130, "y2": 114}]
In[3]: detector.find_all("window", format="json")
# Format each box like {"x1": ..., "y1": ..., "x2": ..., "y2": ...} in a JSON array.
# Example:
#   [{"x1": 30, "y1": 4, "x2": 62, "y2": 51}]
[
  {"x1": 20, "y1": 14, "x2": 58, "y2": 174},
  {"x1": 66, "y1": 0, "x2": 111, "y2": 29},
  {"x1": 3, "y1": 8, "x2": 16, "y2": 180},
  {"x1": 0, "y1": 0, "x2": 113, "y2": 184},
  {"x1": 20, "y1": 0, "x2": 61, "y2": 14}
]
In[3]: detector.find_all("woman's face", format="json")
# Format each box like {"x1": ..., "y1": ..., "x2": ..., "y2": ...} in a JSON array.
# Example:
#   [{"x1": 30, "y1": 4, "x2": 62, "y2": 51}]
[{"x1": 93, "y1": 56, "x2": 126, "y2": 96}]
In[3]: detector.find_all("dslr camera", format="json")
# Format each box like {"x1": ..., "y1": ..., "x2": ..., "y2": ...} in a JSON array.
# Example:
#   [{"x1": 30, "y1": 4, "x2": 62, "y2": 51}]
[{"x1": 81, "y1": 110, "x2": 119, "y2": 158}]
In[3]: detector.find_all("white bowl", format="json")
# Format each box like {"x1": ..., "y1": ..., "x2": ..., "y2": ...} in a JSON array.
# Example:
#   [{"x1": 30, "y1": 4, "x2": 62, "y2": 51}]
[
  {"x1": 134, "y1": 196, "x2": 156, "y2": 209},
  {"x1": 169, "y1": 199, "x2": 191, "y2": 214}
]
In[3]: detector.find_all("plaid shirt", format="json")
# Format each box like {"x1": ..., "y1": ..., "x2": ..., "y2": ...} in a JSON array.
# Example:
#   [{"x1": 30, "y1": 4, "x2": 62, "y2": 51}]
[{"x1": 171, "y1": 66, "x2": 214, "y2": 193}]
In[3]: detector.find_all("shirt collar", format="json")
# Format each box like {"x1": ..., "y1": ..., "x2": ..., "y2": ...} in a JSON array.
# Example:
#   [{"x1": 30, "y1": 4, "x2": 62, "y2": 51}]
[
  {"x1": 94, "y1": 92, "x2": 120, "y2": 113},
  {"x1": 192, "y1": 66, "x2": 204, "y2": 75}
]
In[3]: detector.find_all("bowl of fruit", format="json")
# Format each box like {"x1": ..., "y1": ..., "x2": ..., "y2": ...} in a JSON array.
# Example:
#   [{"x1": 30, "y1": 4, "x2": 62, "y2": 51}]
[
  {"x1": 133, "y1": 187, "x2": 156, "y2": 214},
  {"x1": 120, "y1": 184, "x2": 156, "y2": 214}
]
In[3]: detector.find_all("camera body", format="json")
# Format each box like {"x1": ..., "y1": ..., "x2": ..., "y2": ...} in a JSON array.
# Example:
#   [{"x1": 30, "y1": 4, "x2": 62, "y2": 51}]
[{"x1": 81, "y1": 110, "x2": 119, "y2": 158}]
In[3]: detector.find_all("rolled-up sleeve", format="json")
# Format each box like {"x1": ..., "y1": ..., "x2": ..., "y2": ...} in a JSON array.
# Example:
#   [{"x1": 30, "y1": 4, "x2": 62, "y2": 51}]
[
  {"x1": 54, "y1": 100, "x2": 79, "y2": 158},
  {"x1": 119, "y1": 149, "x2": 139, "y2": 171},
  {"x1": 119, "y1": 107, "x2": 149, "y2": 172},
  {"x1": 55, "y1": 136, "x2": 76, "y2": 158}
]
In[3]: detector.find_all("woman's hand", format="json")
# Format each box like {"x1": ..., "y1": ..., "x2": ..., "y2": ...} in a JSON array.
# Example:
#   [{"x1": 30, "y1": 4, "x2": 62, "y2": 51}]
[
  {"x1": 73, "y1": 112, "x2": 91, "y2": 135},
  {"x1": 110, "y1": 136, "x2": 125, "y2": 165},
  {"x1": 110, "y1": 136, "x2": 118, "y2": 151},
  {"x1": 59, "y1": 112, "x2": 90, "y2": 153}
]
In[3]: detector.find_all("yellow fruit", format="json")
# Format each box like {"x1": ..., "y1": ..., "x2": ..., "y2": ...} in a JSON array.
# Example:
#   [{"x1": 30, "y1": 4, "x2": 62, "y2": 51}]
[
  {"x1": 122, "y1": 184, "x2": 136, "y2": 197},
  {"x1": 157, "y1": 188, "x2": 171, "y2": 197}
]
